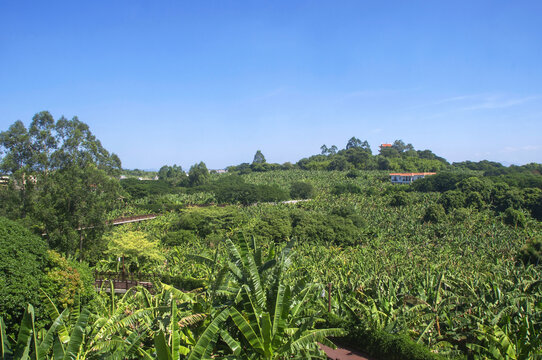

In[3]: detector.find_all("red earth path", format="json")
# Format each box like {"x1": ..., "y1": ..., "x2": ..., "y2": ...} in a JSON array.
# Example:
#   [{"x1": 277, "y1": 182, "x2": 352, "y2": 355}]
[{"x1": 319, "y1": 343, "x2": 374, "y2": 360}]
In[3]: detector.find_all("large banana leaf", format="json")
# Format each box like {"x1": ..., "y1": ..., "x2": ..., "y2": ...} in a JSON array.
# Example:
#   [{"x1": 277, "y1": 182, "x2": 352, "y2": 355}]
[
  {"x1": 187, "y1": 308, "x2": 230, "y2": 360},
  {"x1": 62, "y1": 308, "x2": 90, "y2": 360},
  {"x1": 14, "y1": 305, "x2": 35, "y2": 360},
  {"x1": 1, "y1": 316, "x2": 13, "y2": 359}
]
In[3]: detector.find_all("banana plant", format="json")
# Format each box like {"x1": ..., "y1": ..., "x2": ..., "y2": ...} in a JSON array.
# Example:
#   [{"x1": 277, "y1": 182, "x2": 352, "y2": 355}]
[
  {"x1": 221, "y1": 235, "x2": 345, "y2": 359},
  {"x1": 0, "y1": 304, "x2": 88, "y2": 360}
]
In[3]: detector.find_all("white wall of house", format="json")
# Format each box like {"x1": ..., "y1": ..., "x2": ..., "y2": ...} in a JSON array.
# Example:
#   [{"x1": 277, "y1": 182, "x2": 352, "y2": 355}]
[{"x1": 390, "y1": 173, "x2": 435, "y2": 184}]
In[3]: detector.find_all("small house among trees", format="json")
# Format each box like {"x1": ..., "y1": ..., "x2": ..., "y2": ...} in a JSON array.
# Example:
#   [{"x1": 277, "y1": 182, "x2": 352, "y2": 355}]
[{"x1": 390, "y1": 172, "x2": 436, "y2": 185}]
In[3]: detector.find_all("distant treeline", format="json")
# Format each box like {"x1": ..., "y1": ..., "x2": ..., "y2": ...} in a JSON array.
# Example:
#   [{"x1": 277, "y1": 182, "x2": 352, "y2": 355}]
[{"x1": 228, "y1": 138, "x2": 449, "y2": 173}]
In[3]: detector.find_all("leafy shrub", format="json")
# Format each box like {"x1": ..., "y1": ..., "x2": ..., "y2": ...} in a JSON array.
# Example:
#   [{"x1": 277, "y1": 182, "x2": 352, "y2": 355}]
[
  {"x1": 450, "y1": 207, "x2": 471, "y2": 222},
  {"x1": 290, "y1": 181, "x2": 314, "y2": 199},
  {"x1": 522, "y1": 188, "x2": 542, "y2": 220},
  {"x1": 465, "y1": 191, "x2": 485, "y2": 209},
  {"x1": 0, "y1": 217, "x2": 48, "y2": 330},
  {"x1": 121, "y1": 178, "x2": 177, "y2": 199},
  {"x1": 213, "y1": 175, "x2": 289, "y2": 204},
  {"x1": 332, "y1": 183, "x2": 362, "y2": 196},
  {"x1": 172, "y1": 207, "x2": 243, "y2": 238},
  {"x1": 412, "y1": 172, "x2": 473, "y2": 192},
  {"x1": 162, "y1": 229, "x2": 197, "y2": 247},
  {"x1": 389, "y1": 192, "x2": 409, "y2": 207},
  {"x1": 290, "y1": 210, "x2": 360, "y2": 246},
  {"x1": 324, "y1": 316, "x2": 445, "y2": 360},
  {"x1": 518, "y1": 237, "x2": 542, "y2": 266},
  {"x1": 438, "y1": 190, "x2": 465, "y2": 213},
  {"x1": 252, "y1": 209, "x2": 292, "y2": 242},
  {"x1": 345, "y1": 170, "x2": 361, "y2": 178},
  {"x1": 41, "y1": 250, "x2": 95, "y2": 310},
  {"x1": 502, "y1": 207, "x2": 527, "y2": 228},
  {"x1": 422, "y1": 204, "x2": 446, "y2": 223}
]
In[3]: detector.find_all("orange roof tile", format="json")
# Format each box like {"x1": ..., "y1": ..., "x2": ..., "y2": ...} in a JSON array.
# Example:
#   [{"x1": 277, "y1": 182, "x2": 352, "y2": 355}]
[{"x1": 389, "y1": 172, "x2": 436, "y2": 176}]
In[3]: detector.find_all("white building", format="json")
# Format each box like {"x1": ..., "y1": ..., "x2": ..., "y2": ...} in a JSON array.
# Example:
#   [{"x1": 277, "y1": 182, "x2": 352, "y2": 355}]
[{"x1": 390, "y1": 172, "x2": 436, "y2": 185}]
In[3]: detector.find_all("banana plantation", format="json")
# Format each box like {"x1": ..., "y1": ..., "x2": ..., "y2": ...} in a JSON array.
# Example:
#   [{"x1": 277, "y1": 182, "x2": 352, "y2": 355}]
[{"x1": 1, "y1": 166, "x2": 541, "y2": 359}]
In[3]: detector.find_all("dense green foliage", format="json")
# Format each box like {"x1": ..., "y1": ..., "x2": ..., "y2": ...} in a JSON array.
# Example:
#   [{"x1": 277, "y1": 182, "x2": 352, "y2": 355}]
[
  {"x1": 41, "y1": 250, "x2": 95, "y2": 310},
  {"x1": 0, "y1": 217, "x2": 48, "y2": 330},
  {"x1": 2, "y1": 116, "x2": 542, "y2": 358},
  {"x1": 289, "y1": 181, "x2": 314, "y2": 199},
  {"x1": 0, "y1": 112, "x2": 123, "y2": 260}
]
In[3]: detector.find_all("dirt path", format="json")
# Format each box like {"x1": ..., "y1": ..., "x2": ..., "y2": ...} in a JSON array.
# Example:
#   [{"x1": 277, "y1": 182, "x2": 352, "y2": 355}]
[{"x1": 319, "y1": 343, "x2": 374, "y2": 360}]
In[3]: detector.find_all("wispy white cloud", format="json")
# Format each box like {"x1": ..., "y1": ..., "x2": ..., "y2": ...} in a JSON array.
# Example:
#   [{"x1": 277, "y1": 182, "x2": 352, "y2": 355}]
[
  {"x1": 338, "y1": 87, "x2": 421, "y2": 103},
  {"x1": 461, "y1": 95, "x2": 541, "y2": 111},
  {"x1": 251, "y1": 87, "x2": 288, "y2": 102},
  {"x1": 409, "y1": 93, "x2": 540, "y2": 112},
  {"x1": 499, "y1": 145, "x2": 542, "y2": 154}
]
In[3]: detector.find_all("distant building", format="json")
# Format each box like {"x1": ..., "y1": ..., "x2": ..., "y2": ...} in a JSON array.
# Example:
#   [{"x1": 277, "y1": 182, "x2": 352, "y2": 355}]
[
  {"x1": 215, "y1": 169, "x2": 228, "y2": 174},
  {"x1": 380, "y1": 143, "x2": 392, "y2": 149},
  {"x1": 390, "y1": 172, "x2": 436, "y2": 185}
]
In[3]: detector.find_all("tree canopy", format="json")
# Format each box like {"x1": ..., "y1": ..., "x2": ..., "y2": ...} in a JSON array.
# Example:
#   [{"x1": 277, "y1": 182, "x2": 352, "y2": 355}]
[
  {"x1": 252, "y1": 150, "x2": 266, "y2": 164},
  {"x1": 0, "y1": 111, "x2": 123, "y2": 259}
]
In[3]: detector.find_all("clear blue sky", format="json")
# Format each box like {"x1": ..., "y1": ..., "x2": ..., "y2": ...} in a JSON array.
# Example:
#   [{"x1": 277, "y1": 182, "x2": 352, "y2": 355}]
[{"x1": 1, "y1": 1, "x2": 541, "y2": 169}]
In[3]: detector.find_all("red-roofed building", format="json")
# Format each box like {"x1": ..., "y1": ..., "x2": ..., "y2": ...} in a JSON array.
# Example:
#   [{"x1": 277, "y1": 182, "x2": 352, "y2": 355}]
[
  {"x1": 380, "y1": 143, "x2": 392, "y2": 148},
  {"x1": 390, "y1": 172, "x2": 436, "y2": 184}
]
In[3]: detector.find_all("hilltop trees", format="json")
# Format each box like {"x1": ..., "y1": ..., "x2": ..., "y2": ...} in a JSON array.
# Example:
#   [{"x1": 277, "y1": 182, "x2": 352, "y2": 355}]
[
  {"x1": 0, "y1": 111, "x2": 123, "y2": 259},
  {"x1": 158, "y1": 164, "x2": 187, "y2": 186},
  {"x1": 188, "y1": 161, "x2": 209, "y2": 186},
  {"x1": 252, "y1": 150, "x2": 266, "y2": 164},
  {"x1": 296, "y1": 138, "x2": 446, "y2": 172}
]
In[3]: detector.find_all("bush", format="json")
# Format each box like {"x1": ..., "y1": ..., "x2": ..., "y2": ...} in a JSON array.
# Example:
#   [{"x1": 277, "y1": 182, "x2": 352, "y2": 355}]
[
  {"x1": 502, "y1": 207, "x2": 527, "y2": 228},
  {"x1": 332, "y1": 183, "x2": 362, "y2": 196},
  {"x1": 290, "y1": 181, "x2": 314, "y2": 199},
  {"x1": 162, "y1": 229, "x2": 197, "y2": 247},
  {"x1": 422, "y1": 204, "x2": 446, "y2": 223},
  {"x1": 465, "y1": 191, "x2": 485, "y2": 209},
  {"x1": 172, "y1": 207, "x2": 244, "y2": 238},
  {"x1": 41, "y1": 250, "x2": 95, "y2": 310},
  {"x1": 325, "y1": 316, "x2": 445, "y2": 360},
  {"x1": 345, "y1": 170, "x2": 361, "y2": 178},
  {"x1": 213, "y1": 176, "x2": 289, "y2": 204},
  {"x1": 438, "y1": 190, "x2": 465, "y2": 213},
  {"x1": 0, "y1": 217, "x2": 48, "y2": 330},
  {"x1": 412, "y1": 172, "x2": 473, "y2": 193},
  {"x1": 120, "y1": 178, "x2": 177, "y2": 199},
  {"x1": 518, "y1": 236, "x2": 542, "y2": 266},
  {"x1": 290, "y1": 210, "x2": 360, "y2": 246},
  {"x1": 252, "y1": 209, "x2": 292, "y2": 242},
  {"x1": 450, "y1": 207, "x2": 471, "y2": 222},
  {"x1": 389, "y1": 192, "x2": 409, "y2": 207}
]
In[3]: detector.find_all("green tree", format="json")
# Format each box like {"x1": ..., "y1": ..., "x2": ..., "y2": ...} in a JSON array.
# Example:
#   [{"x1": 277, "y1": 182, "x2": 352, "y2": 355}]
[
  {"x1": 290, "y1": 181, "x2": 314, "y2": 199},
  {"x1": 327, "y1": 156, "x2": 351, "y2": 171},
  {"x1": 34, "y1": 164, "x2": 122, "y2": 260},
  {"x1": 188, "y1": 161, "x2": 209, "y2": 187},
  {"x1": 346, "y1": 137, "x2": 362, "y2": 149},
  {"x1": 392, "y1": 139, "x2": 414, "y2": 153},
  {"x1": 253, "y1": 150, "x2": 267, "y2": 164},
  {"x1": 158, "y1": 164, "x2": 184, "y2": 180},
  {"x1": 106, "y1": 230, "x2": 164, "y2": 273},
  {"x1": 320, "y1": 144, "x2": 329, "y2": 155},
  {"x1": 0, "y1": 112, "x2": 123, "y2": 260}
]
